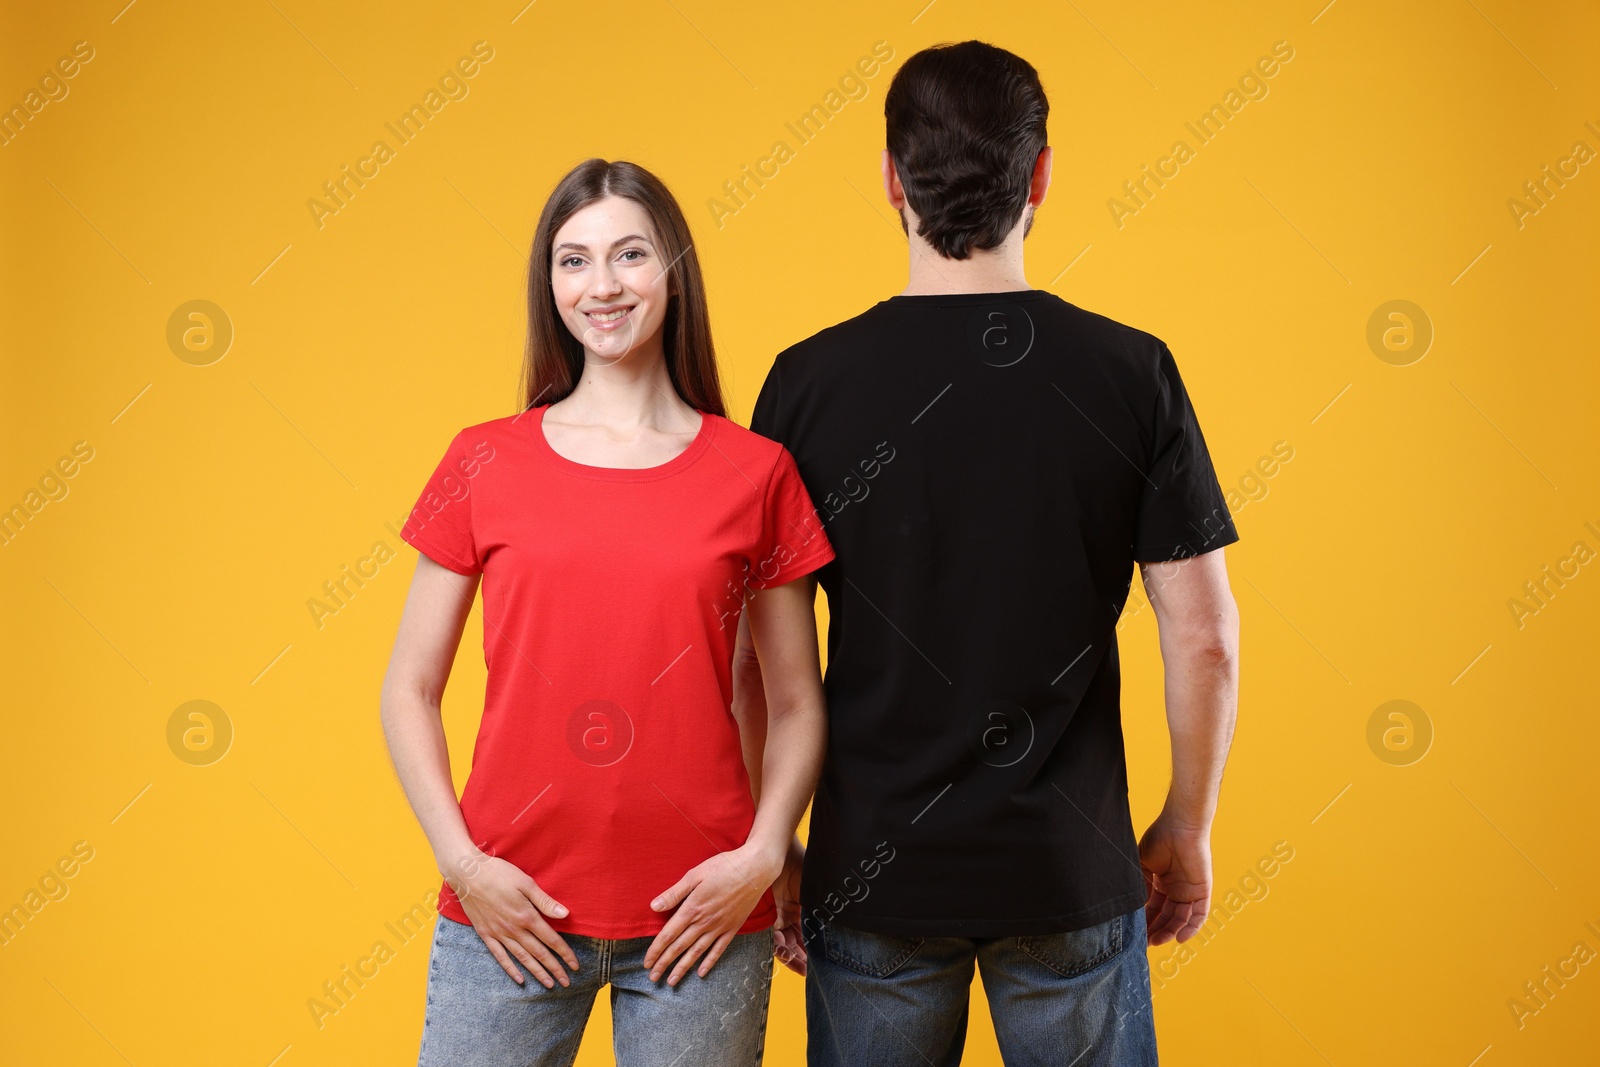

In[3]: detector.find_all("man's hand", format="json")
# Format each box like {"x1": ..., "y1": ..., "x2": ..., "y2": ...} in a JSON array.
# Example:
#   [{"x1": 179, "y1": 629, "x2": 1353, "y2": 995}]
[
  {"x1": 1138, "y1": 812, "x2": 1213, "y2": 946},
  {"x1": 645, "y1": 844, "x2": 782, "y2": 986},
  {"x1": 446, "y1": 851, "x2": 580, "y2": 988},
  {"x1": 772, "y1": 835, "x2": 807, "y2": 976}
]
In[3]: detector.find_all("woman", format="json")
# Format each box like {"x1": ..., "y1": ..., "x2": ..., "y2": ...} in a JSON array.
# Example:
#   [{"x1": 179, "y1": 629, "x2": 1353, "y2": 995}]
[{"x1": 380, "y1": 158, "x2": 833, "y2": 1066}]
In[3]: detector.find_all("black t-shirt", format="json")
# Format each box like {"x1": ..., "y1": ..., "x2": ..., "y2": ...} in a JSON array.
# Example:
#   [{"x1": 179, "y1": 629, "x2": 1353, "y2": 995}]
[{"x1": 750, "y1": 289, "x2": 1240, "y2": 939}]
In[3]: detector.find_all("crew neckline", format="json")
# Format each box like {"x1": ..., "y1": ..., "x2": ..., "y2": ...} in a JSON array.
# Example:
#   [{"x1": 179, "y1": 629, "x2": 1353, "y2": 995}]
[
  {"x1": 882, "y1": 288, "x2": 1054, "y2": 308},
  {"x1": 530, "y1": 404, "x2": 717, "y2": 482}
]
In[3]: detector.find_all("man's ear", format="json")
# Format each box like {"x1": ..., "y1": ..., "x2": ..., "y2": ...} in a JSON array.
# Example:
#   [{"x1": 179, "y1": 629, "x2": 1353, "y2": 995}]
[
  {"x1": 1029, "y1": 146, "x2": 1053, "y2": 208},
  {"x1": 882, "y1": 149, "x2": 907, "y2": 211}
]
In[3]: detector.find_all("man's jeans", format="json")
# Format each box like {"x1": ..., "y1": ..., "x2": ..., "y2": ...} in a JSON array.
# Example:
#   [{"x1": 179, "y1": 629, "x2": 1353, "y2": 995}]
[
  {"x1": 417, "y1": 913, "x2": 773, "y2": 1066},
  {"x1": 805, "y1": 905, "x2": 1158, "y2": 1066}
]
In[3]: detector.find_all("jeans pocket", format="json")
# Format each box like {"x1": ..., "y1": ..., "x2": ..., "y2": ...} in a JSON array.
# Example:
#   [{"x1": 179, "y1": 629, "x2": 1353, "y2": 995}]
[
  {"x1": 819, "y1": 921, "x2": 925, "y2": 979},
  {"x1": 1016, "y1": 911, "x2": 1125, "y2": 978}
]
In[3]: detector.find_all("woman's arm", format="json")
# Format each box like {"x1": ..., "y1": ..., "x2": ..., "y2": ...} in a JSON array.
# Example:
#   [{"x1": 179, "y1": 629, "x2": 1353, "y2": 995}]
[
  {"x1": 644, "y1": 574, "x2": 828, "y2": 985},
  {"x1": 380, "y1": 554, "x2": 579, "y2": 987},
  {"x1": 731, "y1": 593, "x2": 811, "y2": 975}
]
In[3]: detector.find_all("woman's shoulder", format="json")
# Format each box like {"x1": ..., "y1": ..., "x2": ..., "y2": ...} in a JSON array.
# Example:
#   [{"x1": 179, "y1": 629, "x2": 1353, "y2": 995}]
[
  {"x1": 438, "y1": 411, "x2": 534, "y2": 451},
  {"x1": 706, "y1": 410, "x2": 788, "y2": 464}
]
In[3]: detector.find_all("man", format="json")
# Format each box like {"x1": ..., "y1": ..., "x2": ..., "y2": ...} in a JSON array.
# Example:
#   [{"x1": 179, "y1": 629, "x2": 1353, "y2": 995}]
[{"x1": 733, "y1": 39, "x2": 1241, "y2": 1067}]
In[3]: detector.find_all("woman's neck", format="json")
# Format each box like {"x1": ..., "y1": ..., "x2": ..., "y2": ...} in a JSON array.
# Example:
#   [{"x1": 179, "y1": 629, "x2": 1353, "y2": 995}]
[{"x1": 554, "y1": 349, "x2": 696, "y2": 431}]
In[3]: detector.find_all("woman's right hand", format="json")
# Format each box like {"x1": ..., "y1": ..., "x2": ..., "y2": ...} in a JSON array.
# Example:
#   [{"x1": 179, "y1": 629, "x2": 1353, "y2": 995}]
[{"x1": 444, "y1": 851, "x2": 581, "y2": 988}]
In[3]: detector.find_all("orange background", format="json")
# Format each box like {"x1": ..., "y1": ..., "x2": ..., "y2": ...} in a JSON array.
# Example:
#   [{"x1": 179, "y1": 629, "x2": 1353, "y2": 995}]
[{"x1": 3, "y1": 1, "x2": 1597, "y2": 1064}]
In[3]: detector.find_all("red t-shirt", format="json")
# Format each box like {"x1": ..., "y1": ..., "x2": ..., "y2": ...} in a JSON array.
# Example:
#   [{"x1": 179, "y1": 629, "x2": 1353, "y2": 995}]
[{"x1": 400, "y1": 404, "x2": 834, "y2": 938}]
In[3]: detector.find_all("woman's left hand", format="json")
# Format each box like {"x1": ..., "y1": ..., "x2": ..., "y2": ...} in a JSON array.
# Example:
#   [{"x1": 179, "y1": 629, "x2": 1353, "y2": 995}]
[{"x1": 644, "y1": 844, "x2": 782, "y2": 985}]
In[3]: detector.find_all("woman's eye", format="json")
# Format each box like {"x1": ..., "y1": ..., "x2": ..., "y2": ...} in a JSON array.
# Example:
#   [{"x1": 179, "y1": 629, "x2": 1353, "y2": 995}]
[
  {"x1": 619, "y1": 249, "x2": 646, "y2": 262},
  {"x1": 559, "y1": 256, "x2": 584, "y2": 268}
]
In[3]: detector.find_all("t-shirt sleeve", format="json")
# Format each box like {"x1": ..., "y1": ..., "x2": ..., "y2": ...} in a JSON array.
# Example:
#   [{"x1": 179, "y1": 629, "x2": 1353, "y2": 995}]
[
  {"x1": 747, "y1": 446, "x2": 835, "y2": 589},
  {"x1": 1130, "y1": 343, "x2": 1240, "y2": 563},
  {"x1": 399, "y1": 430, "x2": 488, "y2": 576}
]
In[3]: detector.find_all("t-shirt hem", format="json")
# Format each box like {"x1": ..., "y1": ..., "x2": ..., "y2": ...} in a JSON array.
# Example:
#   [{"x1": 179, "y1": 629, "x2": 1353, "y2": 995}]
[
  {"x1": 1131, "y1": 523, "x2": 1240, "y2": 563},
  {"x1": 809, "y1": 888, "x2": 1147, "y2": 939},
  {"x1": 400, "y1": 527, "x2": 479, "y2": 575},
  {"x1": 758, "y1": 543, "x2": 835, "y2": 589},
  {"x1": 438, "y1": 894, "x2": 776, "y2": 940}
]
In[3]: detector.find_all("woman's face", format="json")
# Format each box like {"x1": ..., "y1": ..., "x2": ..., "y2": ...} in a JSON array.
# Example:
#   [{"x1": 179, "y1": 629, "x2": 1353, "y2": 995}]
[{"x1": 550, "y1": 196, "x2": 673, "y2": 365}]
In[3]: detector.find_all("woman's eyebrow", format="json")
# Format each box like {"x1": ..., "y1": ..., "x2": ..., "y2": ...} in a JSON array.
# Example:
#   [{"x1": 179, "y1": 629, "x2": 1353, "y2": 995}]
[{"x1": 554, "y1": 234, "x2": 653, "y2": 254}]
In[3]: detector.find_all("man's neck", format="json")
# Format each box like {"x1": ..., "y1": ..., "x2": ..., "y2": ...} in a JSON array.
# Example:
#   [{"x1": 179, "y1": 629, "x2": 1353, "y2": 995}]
[{"x1": 899, "y1": 235, "x2": 1031, "y2": 297}]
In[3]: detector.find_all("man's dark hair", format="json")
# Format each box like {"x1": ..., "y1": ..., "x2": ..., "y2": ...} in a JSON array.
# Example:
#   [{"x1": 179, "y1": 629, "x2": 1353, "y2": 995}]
[{"x1": 884, "y1": 41, "x2": 1049, "y2": 260}]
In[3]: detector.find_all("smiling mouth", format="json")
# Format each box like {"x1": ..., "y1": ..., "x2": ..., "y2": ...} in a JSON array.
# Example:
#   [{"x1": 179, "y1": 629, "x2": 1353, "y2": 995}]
[{"x1": 585, "y1": 306, "x2": 634, "y2": 328}]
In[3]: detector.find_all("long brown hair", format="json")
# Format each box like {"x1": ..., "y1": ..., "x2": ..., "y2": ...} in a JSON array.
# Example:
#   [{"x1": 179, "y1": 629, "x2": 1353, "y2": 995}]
[{"x1": 519, "y1": 159, "x2": 726, "y2": 416}]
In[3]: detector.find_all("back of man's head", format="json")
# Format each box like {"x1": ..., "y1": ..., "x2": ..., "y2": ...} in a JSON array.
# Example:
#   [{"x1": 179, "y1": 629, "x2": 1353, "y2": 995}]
[{"x1": 884, "y1": 41, "x2": 1049, "y2": 261}]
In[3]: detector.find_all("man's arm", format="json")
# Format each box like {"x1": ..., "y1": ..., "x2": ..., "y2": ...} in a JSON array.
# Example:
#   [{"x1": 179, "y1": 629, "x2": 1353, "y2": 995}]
[{"x1": 1136, "y1": 546, "x2": 1240, "y2": 946}]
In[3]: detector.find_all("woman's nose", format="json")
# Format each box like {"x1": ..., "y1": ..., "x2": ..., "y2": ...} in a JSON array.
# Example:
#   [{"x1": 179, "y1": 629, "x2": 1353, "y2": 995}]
[{"x1": 588, "y1": 265, "x2": 622, "y2": 297}]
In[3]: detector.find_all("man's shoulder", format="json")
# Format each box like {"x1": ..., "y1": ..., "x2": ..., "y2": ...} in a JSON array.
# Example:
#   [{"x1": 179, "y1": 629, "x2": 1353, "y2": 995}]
[
  {"x1": 1042, "y1": 294, "x2": 1169, "y2": 365},
  {"x1": 770, "y1": 300, "x2": 886, "y2": 377},
  {"x1": 774, "y1": 292, "x2": 1169, "y2": 368}
]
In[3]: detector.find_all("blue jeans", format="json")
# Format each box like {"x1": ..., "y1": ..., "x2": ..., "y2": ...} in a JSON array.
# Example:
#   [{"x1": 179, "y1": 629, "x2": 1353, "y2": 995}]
[
  {"x1": 806, "y1": 906, "x2": 1158, "y2": 1066},
  {"x1": 417, "y1": 914, "x2": 774, "y2": 1066}
]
